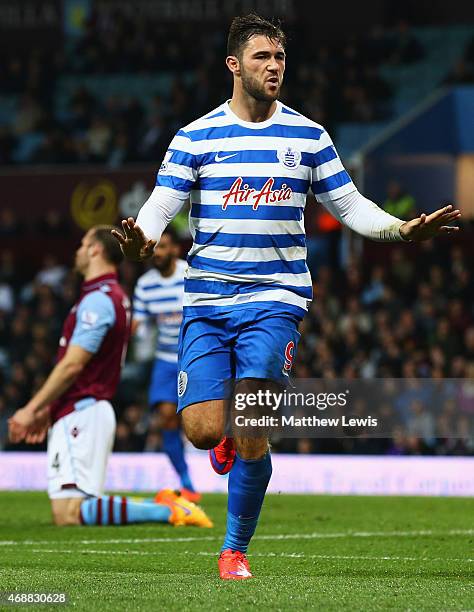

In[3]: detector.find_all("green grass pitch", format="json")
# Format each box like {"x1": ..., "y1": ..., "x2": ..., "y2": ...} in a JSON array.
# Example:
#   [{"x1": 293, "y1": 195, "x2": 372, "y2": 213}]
[{"x1": 0, "y1": 492, "x2": 472, "y2": 611}]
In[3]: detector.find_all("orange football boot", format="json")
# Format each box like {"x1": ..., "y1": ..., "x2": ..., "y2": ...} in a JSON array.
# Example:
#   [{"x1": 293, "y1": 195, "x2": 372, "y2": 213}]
[
  {"x1": 180, "y1": 488, "x2": 202, "y2": 504},
  {"x1": 154, "y1": 489, "x2": 213, "y2": 528},
  {"x1": 218, "y1": 549, "x2": 253, "y2": 580},
  {"x1": 209, "y1": 436, "x2": 236, "y2": 475}
]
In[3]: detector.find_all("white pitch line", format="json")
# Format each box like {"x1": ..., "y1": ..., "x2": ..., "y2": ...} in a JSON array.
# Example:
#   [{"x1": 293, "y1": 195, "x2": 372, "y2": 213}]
[
  {"x1": 28, "y1": 549, "x2": 474, "y2": 564},
  {"x1": 0, "y1": 535, "x2": 217, "y2": 546},
  {"x1": 1, "y1": 528, "x2": 472, "y2": 547},
  {"x1": 256, "y1": 529, "x2": 474, "y2": 540}
]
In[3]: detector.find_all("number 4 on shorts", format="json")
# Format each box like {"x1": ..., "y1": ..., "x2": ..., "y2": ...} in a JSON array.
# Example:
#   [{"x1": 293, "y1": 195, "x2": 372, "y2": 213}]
[{"x1": 51, "y1": 452, "x2": 60, "y2": 471}]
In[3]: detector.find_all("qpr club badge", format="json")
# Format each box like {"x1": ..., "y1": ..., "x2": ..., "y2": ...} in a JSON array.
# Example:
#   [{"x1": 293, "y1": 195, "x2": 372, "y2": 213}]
[
  {"x1": 277, "y1": 147, "x2": 301, "y2": 169},
  {"x1": 177, "y1": 371, "x2": 188, "y2": 397}
]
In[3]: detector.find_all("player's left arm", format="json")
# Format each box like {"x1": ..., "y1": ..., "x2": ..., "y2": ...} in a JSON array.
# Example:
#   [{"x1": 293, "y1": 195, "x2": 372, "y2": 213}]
[
  {"x1": 311, "y1": 131, "x2": 461, "y2": 241},
  {"x1": 8, "y1": 291, "x2": 115, "y2": 443},
  {"x1": 323, "y1": 191, "x2": 461, "y2": 242}
]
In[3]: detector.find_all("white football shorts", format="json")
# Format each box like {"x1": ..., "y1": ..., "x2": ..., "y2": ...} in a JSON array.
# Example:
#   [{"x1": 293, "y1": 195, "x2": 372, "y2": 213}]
[{"x1": 47, "y1": 400, "x2": 116, "y2": 499}]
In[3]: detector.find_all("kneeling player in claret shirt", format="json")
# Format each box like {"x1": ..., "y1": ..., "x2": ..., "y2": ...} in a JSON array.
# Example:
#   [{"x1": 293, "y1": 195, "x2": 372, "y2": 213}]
[{"x1": 8, "y1": 226, "x2": 212, "y2": 529}]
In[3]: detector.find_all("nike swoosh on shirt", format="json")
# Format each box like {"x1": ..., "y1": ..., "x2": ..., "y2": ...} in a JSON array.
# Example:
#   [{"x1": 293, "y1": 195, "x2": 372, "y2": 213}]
[{"x1": 214, "y1": 152, "x2": 239, "y2": 162}]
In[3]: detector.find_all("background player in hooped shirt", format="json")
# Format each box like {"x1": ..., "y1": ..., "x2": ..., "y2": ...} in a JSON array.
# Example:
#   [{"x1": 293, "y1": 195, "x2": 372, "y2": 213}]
[
  {"x1": 8, "y1": 225, "x2": 212, "y2": 529},
  {"x1": 133, "y1": 226, "x2": 200, "y2": 502},
  {"x1": 112, "y1": 15, "x2": 461, "y2": 579}
]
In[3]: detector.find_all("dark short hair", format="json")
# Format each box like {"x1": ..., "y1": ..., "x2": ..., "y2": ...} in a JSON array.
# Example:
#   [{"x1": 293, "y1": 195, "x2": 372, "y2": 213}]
[
  {"x1": 162, "y1": 225, "x2": 180, "y2": 244},
  {"x1": 227, "y1": 13, "x2": 286, "y2": 59},
  {"x1": 91, "y1": 225, "x2": 123, "y2": 265}
]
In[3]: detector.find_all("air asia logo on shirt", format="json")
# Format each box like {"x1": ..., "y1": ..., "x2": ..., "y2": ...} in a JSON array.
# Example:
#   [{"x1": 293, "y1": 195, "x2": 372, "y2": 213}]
[
  {"x1": 282, "y1": 340, "x2": 295, "y2": 376},
  {"x1": 277, "y1": 147, "x2": 301, "y2": 169},
  {"x1": 222, "y1": 177, "x2": 292, "y2": 210}
]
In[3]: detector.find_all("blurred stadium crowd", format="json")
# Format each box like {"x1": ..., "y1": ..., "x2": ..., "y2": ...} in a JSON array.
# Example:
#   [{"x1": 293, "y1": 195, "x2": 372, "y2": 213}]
[
  {"x1": 1, "y1": 224, "x2": 472, "y2": 454},
  {"x1": 0, "y1": 6, "x2": 472, "y2": 455},
  {"x1": 1, "y1": 9, "x2": 474, "y2": 165}
]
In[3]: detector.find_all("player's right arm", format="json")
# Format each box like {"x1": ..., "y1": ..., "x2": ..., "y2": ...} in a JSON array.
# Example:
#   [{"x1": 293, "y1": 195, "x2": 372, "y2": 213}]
[
  {"x1": 112, "y1": 217, "x2": 158, "y2": 262},
  {"x1": 112, "y1": 130, "x2": 198, "y2": 261},
  {"x1": 8, "y1": 291, "x2": 115, "y2": 443},
  {"x1": 8, "y1": 344, "x2": 94, "y2": 443}
]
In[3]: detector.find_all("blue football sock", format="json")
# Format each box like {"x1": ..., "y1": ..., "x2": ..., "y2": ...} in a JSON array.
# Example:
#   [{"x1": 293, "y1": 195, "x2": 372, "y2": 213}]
[
  {"x1": 162, "y1": 429, "x2": 195, "y2": 491},
  {"x1": 222, "y1": 452, "x2": 272, "y2": 553},
  {"x1": 80, "y1": 496, "x2": 171, "y2": 525}
]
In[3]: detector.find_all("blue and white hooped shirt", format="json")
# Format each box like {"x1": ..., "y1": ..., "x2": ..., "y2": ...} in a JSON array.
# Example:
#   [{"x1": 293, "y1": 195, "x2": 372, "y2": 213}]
[
  {"x1": 133, "y1": 259, "x2": 186, "y2": 363},
  {"x1": 155, "y1": 100, "x2": 356, "y2": 319}
]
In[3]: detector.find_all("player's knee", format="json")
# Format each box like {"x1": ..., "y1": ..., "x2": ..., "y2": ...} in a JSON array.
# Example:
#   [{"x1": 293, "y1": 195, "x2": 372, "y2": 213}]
[
  {"x1": 181, "y1": 401, "x2": 225, "y2": 449},
  {"x1": 182, "y1": 417, "x2": 222, "y2": 449},
  {"x1": 185, "y1": 428, "x2": 221, "y2": 450}
]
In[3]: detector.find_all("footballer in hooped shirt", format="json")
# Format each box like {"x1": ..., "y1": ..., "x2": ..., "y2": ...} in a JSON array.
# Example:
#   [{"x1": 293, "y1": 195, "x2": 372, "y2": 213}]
[
  {"x1": 8, "y1": 226, "x2": 212, "y2": 529},
  {"x1": 133, "y1": 226, "x2": 201, "y2": 503},
  {"x1": 113, "y1": 14, "x2": 461, "y2": 580}
]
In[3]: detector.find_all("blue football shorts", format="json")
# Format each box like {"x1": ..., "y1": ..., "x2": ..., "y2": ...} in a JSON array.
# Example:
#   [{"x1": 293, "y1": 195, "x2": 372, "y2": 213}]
[
  {"x1": 177, "y1": 307, "x2": 301, "y2": 412},
  {"x1": 149, "y1": 358, "x2": 178, "y2": 406}
]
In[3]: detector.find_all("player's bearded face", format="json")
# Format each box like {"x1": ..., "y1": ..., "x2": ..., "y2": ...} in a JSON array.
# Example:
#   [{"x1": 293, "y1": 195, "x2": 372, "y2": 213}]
[
  {"x1": 153, "y1": 236, "x2": 175, "y2": 272},
  {"x1": 240, "y1": 66, "x2": 281, "y2": 102},
  {"x1": 239, "y1": 37, "x2": 285, "y2": 102},
  {"x1": 74, "y1": 232, "x2": 93, "y2": 275}
]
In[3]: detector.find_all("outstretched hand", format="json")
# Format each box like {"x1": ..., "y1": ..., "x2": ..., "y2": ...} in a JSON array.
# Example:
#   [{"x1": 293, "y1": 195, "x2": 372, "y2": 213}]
[
  {"x1": 400, "y1": 205, "x2": 461, "y2": 242},
  {"x1": 111, "y1": 218, "x2": 157, "y2": 261}
]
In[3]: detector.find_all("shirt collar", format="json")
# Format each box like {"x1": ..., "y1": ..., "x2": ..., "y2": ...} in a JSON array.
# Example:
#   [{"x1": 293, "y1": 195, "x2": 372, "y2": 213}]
[
  {"x1": 223, "y1": 99, "x2": 282, "y2": 129},
  {"x1": 82, "y1": 272, "x2": 118, "y2": 293}
]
